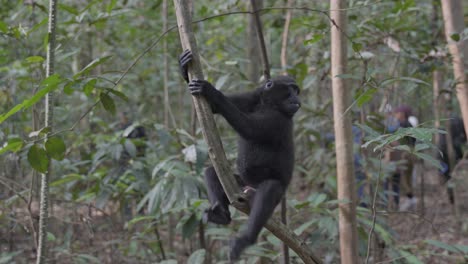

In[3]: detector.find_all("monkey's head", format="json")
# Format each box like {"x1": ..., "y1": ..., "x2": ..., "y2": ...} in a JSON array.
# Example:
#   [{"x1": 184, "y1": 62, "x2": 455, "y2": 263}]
[{"x1": 260, "y1": 76, "x2": 301, "y2": 116}]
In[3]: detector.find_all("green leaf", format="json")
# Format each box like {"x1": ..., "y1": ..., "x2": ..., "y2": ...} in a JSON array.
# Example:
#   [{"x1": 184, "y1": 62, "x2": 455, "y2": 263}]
[
  {"x1": 397, "y1": 250, "x2": 423, "y2": 264},
  {"x1": 106, "y1": 88, "x2": 129, "y2": 102},
  {"x1": 27, "y1": 18, "x2": 47, "y2": 35},
  {"x1": 100, "y1": 93, "x2": 116, "y2": 115},
  {"x1": 25, "y1": 56, "x2": 45, "y2": 64},
  {"x1": 380, "y1": 77, "x2": 430, "y2": 88},
  {"x1": 425, "y1": 239, "x2": 463, "y2": 254},
  {"x1": 75, "y1": 254, "x2": 101, "y2": 263},
  {"x1": 127, "y1": 215, "x2": 156, "y2": 228},
  {"x1": 83, "y1": 79, "x2": 97, "y2": 97},
  {"x1": 181, "y1": 213, "x2": 198, "y2": 239},
  {"x1": 356, "y1": 88, "x2": 377, "y2": 107},
  {"x1": 450, "y1": 33, "x2": 460, "y2": 42},
  {"x1": 45, "y1": 137, "x2": 66, "y2": 161},
  {"x1": 63, "y1": 80, "x2": 80, "y2": 95},
  {"x1": 47, "y1": 232, "x2": 56, "y2": 241},
  {"x1": 50, "y1": 174, "x2": 83, "y2": 187},
  {"x1": 107, "y1": 0, "x2": 118, "y2": 13},
  {"x1": 74, "y1": 56, "x2": 112, "y2": 78},
  {"x1": 58, "y1": 4, "x2": 79, "y2": 15},
  {"x1": 28, "y1": 126, "x2": 51, "y2": 138},
  {"x1": 0, "y1": 74, "x2": 62, "y2": 124},
  {"x1": 414, "y1": 152, "x2": 443, "y2": 170},
  {"x1": 0, "y1": 21, "x2": 8, "y2": 33},
  {"x1": 352, "y1": 42, "x2": 363, "y2": 52},
  {"x1": 304, "y1": 34, "x2": 323, "y2": 45},
  {"x1": 0, "y1": 138, "x2": 23, "y2": 155},
  {"x1": 187, "y1": 249, "x2": 205, "y2": 264},
  {"x1": 124, "y1": 139, "x2": 136, "y2": 157},
  {"x1": 27, "y1": 144, "x2": 49, "y2": 173},
  {"x1": 335, "y1": 74, "x2": 361, "y2": 80}
]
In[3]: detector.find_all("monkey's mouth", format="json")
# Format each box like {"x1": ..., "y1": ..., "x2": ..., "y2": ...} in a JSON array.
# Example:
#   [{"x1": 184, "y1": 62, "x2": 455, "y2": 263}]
[{"x1": 286, "y1": 103, "x2": 301, "y2": 115}]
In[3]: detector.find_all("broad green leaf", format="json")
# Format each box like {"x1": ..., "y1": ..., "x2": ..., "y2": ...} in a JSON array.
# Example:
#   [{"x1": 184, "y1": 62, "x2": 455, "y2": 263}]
[
  {"x1": 181, "y1": 213, "x2": 198, "y2": 239},
  {"x1": 45, "y1": 137, "x2": 66, "y2": 161},
  {"x1": 415, "y1": 143, "x2": 430, "y2": 152},
  {"x1": 27, "y1": 18, "x2": 47, "y2": 35},
  {"x1": 425, "y1": 239, "x2": 463, "y2": 254},
  {"x1": 0, "y1": 138, "x2": 23, "y2": 155},
  {"x1": 107, "y1": 0, "x2": 118, "y2": 13},
  {"x1": 0, "y1": 21, "x2": 8, "y2": 33},
  {"x1": 74, "y1": 56, "x2": 112, "y2": 78},
  {"x1": 397, "y1": 250, "x2": 423, "y2": 264},
  {"x1": 304, "y1": 34, "x2": 323, "y2": 45},
  {"x1": 75, "y1": 254, "x2": 100, "y2": 263},
  {"x1": 47, "y1": 232, "x2": 56, "y2": 241},
  {"x1": 356, "y1": 88, "x2": 377, "y2": 107},
  {"x1": 100, "y1": 93, "x2": 116, "y2": 115},
  {"x1": 25, "y1": 56, "x2": 45, "y2": 64},
  {"x1": 107, "y1": 88, "x2": 128, "y2": 102},
  {"x1": 63, "y1": 80, "x2": 78, "y2": 95},
  {"x1": 414, "y1": 152, "x2": 443, "y2": 169},
  {"x1": 127, "y1": 215, "x2": 156, "y2": 228},
  {"x1": 294, "y1": 220, "x2": 316, "y2": 236},
  {"x1": 50, "y1": 174, "x2": 83, "y2": 187},
  {"x1": 450, "y1": 33, "x2": 460, "y2": 41},
  {"x1": 0, "y1": 74, "x2": 62, "y2": 124},
  {"x1": 123, "y1": 139, "x2": 136, "y2": 157},
  {"x1": 83, "y1": 79, "x2": 97, "y2": 97},
  {"x1": 352, "y1": 42, "x2": 363, "y2": 52},
  {"x1": 58, "y1": 4, "x2": 79, "y2": 15},
  {"x1": 187, "y1": 249, "x2": 206, "y2": 264},
  {"x1": 27, "y1": 144, "x2": 49, "y2": 173}
]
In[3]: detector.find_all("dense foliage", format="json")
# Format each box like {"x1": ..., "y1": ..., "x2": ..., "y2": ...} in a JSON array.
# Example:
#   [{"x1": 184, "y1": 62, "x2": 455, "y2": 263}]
[{"x1": 1, "y1": 0, "x2": 467, "y2": 263}]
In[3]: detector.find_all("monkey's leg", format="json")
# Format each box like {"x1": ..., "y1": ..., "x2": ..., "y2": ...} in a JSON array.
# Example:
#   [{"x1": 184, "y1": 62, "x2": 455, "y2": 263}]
[
  {"x1": 204, "y1": 166, "x2": 231, "y2": 225},
  {"x1": 230, "y1": 179, "x2": 284, "y2": 261}
]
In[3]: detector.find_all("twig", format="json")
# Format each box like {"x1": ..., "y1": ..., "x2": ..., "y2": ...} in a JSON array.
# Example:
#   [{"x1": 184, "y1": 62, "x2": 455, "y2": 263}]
[{"x1": 249, "y1": 0, "x2": 270, "y2": 79}]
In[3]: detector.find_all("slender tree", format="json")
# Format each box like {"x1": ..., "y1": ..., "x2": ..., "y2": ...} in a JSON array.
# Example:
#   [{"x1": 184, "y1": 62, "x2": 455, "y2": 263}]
[
  {"x1": 330, "y1": 1, "x2": 359, "y2": 263},
  {"x1": 440, "y1": 0, "x2": 468, "y2": 136},
  {"x1": 246, "y1": 0, "x2": 263, "y2": 83},
  {"x1": 36, "y1": 0, "x2": 58, "y2": 263}
]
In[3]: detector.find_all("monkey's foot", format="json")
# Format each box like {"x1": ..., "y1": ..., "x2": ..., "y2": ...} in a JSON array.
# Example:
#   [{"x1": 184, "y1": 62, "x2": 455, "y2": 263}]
[
  {"x1": 229, "y1": 235, "x2": 254, "y2": 262},
  {"x1": 202, "y1": 202, "x2": 231, "y2": 225}
]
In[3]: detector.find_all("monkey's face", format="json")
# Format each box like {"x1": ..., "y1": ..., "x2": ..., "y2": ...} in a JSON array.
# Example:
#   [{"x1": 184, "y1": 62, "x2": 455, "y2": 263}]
[{"x1": 262, "y1": 76, "x2": 301, "y2": 116}]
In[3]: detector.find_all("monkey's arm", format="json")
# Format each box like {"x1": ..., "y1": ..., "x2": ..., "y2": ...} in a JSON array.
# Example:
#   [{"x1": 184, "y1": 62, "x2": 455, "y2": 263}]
[{"x1": 188, "y1": 80, "x2": 280, "y2": 141}]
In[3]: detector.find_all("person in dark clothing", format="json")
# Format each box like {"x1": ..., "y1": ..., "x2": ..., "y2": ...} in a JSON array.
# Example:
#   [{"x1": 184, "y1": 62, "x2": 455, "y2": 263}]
[
  {"x1": 385, "y1": 105, "x2": 417, "y2": 210},
  {"x1": 437, "y1": 116, "x2": 466, "y2": 204}
]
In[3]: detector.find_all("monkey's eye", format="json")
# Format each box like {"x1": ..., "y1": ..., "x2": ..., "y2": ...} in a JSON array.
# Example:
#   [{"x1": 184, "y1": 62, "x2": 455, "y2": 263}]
[{"x1": 265, "y1": 80, "x2": 273, "y2": 90}]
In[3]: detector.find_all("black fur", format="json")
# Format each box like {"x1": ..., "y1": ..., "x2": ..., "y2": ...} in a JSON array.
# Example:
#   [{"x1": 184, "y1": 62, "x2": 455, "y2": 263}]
[{"x1": 179, "y1": 50, "x2": 300, "y2": 260}]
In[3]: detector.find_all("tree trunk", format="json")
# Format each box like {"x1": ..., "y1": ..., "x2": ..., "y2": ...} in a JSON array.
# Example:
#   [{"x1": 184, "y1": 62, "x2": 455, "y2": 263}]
[
  {"x1": 330, "y1": 1, "x2": 359, "y2": 263},
  {"x1": 36, "y1": 0, "x2": 57, "y2": 263},
  {"x1": 440, "y1": 0, "x2": 468, "y2": 139}
]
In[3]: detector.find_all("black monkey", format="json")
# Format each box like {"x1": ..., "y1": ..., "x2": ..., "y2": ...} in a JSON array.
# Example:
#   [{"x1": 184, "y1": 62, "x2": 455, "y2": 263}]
[{"x1": 179, "y1": 50, "x2": 300, "y2": 260}]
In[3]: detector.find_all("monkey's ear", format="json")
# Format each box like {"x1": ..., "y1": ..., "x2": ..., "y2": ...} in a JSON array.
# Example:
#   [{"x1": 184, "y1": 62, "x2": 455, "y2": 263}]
[{"x1": 265, "y1": 80, "x2": 274, "y2": 90}]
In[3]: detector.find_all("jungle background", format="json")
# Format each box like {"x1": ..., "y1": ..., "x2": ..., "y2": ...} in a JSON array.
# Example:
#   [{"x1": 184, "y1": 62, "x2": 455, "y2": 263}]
[{"x1": 1, "y1": 0, "x2": 467, "y2": 263}]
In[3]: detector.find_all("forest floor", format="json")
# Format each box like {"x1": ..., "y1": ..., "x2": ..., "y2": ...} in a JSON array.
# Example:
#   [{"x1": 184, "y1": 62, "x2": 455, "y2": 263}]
[
  {"x1": 386, "y1": 167, "x2": 468, "y2": 264},
  {"x1": 2, "y1": 166, "x2": 468, "y2": 263}
]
